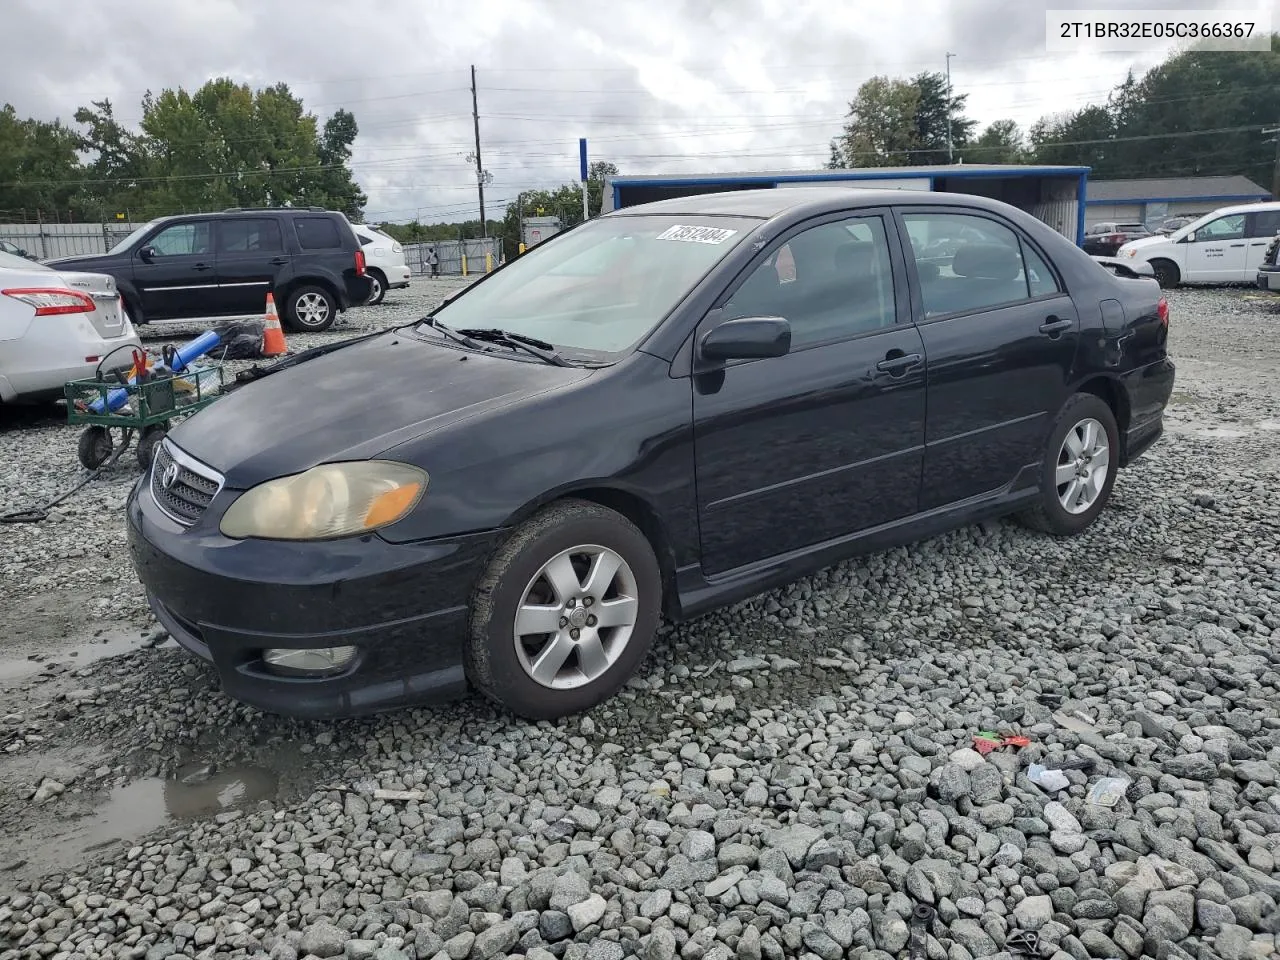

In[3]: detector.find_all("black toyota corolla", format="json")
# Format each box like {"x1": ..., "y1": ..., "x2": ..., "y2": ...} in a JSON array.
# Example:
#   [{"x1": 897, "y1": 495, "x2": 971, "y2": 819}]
[{"x1": 127, "y1": 188, "x2": 1175, "y2": 720}]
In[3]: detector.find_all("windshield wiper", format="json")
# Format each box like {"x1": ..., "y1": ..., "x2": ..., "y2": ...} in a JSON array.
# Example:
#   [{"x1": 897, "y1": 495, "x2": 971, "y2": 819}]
[
  {"x1": 419, "y1": 314, "x2": 487, "y2": 350},
  {"x1": 456, "y1": 328, "x2": 575, "y2": 366}
]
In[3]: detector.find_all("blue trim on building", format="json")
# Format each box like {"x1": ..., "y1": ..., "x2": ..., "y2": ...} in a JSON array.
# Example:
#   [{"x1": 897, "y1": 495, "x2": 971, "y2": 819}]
[
  {"x1": 1077, "y1": 172, "x2": 1088, "y2": 246},
  {"x1": 1084, "y1": 194, "x2": 1270, "y2": 205}
]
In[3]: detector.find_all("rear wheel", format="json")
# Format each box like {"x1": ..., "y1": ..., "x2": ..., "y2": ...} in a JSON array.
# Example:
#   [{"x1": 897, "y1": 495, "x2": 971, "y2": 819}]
[
  {"x1": 284, "y1": 285, "x2": 337, "y2": 332},
  {"x1": 1150, "y1": 259, "x2": 1180, "y2": 289},
  {"x1": 465, "y1": 499, "x2": 662, "y2": 719},
  {"x1": 365, "y1": 270, "x2": 386, "y2": 306},
  {"x1": 1016, "y1": 393, "x2": 1120, "y2": 537}
]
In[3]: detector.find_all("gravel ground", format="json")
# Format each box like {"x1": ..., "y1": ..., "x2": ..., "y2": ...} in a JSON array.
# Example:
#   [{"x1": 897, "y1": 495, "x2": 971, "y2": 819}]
[{"x1": 1, "y1": 283, "x2": 1279, "y2": 960}]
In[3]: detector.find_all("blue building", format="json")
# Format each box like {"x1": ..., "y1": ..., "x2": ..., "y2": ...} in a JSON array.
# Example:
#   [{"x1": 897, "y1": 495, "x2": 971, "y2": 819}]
[{"x1": 601, "y1": 164, "x2": 1092, "y2": 245}]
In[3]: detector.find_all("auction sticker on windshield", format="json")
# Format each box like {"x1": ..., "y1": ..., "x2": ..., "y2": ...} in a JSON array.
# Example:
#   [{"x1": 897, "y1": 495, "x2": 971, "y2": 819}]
[{"x1": 656, "y1": 224, "x2": 739, "y2": 244}]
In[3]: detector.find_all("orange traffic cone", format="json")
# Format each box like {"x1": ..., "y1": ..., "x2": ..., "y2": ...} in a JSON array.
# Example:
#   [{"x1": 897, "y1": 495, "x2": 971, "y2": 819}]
[{"x1": 262, "y1": 292, "x2": 287, "y2": 357}]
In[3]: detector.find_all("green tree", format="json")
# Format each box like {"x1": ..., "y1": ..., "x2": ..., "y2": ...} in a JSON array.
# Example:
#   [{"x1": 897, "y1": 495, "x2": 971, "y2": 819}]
[
  {"x1": 315, "y1": 109, "x2": 367, "y2": 218},
  {"x1": 1029, "y1": 105, "x2": 1118, "y2": 172},
  {"x1": 907, "y1": 71, "x2": 976, "y2": 164},
  {"x1": 830, "y1": 76, "x2": 921, "y2": 167},
  {"x1": 970, "y1": 119, "x2": 1026, "y2": 164},
  {"x1": 0, "y1": 104, "x2": 86, "y2": 218}
]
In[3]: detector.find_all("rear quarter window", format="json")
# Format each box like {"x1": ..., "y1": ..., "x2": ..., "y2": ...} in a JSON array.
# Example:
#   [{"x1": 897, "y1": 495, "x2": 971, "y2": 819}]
[{"x1": 294, "y1": 217, "x2": 344, "y2": 250}]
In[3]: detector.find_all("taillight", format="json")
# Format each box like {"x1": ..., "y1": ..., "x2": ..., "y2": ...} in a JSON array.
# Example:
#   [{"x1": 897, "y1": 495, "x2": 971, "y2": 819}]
[
  {"x1": 355, "y1": 249, "x2": 366, "y2": 276},
  {"x1": 1157, "y1": 297, "x2": 1169, "y2": 327},
  {"x1": 2, "y1": 287, "x2": 96, "y2": 316},
  {"x1": 1108, "y1": 233, "x2": 1125, "y2": 245}
]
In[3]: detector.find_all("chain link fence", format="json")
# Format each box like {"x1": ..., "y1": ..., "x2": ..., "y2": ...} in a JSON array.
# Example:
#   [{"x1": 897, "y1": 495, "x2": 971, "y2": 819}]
[{"x1": 403, "y1": 238, "x2": 503, "y2": 278}]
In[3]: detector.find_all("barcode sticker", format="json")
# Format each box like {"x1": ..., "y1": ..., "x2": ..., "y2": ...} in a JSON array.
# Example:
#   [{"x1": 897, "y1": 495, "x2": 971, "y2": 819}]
[{"x1": 655, "y1": 224, "x2": 738, "y2": 244}]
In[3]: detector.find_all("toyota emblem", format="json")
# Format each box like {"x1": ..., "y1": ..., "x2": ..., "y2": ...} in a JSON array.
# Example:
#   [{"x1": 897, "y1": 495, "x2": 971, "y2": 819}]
[{"x1": 161, "y1": 462, "x2": 180, "y2": 490}]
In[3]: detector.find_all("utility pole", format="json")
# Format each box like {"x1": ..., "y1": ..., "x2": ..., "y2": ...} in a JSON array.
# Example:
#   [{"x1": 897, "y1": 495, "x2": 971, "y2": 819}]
[
  {"x1": 945, "y1": 52, "x2": 956, "y2": 164},
  {"x1": 470, "y1": 64, "x2": 486, "y2": 236},
  {"x1": 1265, "y1": 125, "x2": 1280, "y2": 200},
  {"x1": 517, "y1": 191, "x2": 525, "y2": 254}
]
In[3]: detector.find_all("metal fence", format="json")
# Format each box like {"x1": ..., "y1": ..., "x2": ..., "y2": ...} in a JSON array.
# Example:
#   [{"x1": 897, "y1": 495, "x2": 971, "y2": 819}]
[
  {"x1": 0, "y1": 222, "x2": 143, "y2": 260},
  {"x1": 404, "y1": 238, "x2": 503, "y2": 278}
]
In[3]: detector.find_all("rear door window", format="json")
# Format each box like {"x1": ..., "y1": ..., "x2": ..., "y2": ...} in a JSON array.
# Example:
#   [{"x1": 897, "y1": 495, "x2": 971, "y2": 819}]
[
  {"x1": 1248, "y1": 210, "x2": 1280, "y2": 239},
  {"x1": 294, "y1": 217, "x2": 343, "y2": 250},
  {"x1": 217, "y1": 218, "x2": 283, "y2": 253}
]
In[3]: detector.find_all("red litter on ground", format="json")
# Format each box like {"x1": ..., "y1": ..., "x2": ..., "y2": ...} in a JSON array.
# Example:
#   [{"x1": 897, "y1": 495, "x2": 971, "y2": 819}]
[{"x1": 974, "y1": 731, "x2": 1031, "y2": 754}]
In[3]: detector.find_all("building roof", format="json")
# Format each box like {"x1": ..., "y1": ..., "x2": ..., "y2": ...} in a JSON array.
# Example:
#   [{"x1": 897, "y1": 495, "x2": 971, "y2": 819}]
[
  {"x1": 608, "y1": 164, "x2": 1090, "y2": 186},
  {"x1": 1086, "y1": 175, "x2": 1271, "y2": 203}
]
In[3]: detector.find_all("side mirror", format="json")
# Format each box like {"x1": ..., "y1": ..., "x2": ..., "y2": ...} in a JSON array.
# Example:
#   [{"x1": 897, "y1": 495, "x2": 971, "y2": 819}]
[
  {"x1": 138, "y1": 246, "x2": 157, "y2": 262},
  {"x1": 1183, "y1": 232, "x2": 1196, "y2": 243},
  {"x1": 699, "y1": 316, "x2": 791, "y2": 362}
]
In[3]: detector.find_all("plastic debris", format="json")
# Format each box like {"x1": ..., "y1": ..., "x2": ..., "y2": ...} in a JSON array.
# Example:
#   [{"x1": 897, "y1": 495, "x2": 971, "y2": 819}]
[
  {"x1": 373, "y1": 789, "x2": 426, "y2": 802},
  {"x1": 1027, "y1": 764, "x2": 1070, "y2": 792},
  {"x1": 1086, "y1": 776, "x2": 1131, "y2": 807},
  {"x1": 974, "y1": 731, "x2": 1031, "y2": 755}
]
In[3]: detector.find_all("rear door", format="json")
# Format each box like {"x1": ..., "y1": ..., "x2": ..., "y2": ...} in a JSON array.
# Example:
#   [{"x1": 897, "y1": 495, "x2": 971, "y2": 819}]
[
  {"x1": 896, "y1": 207, "x2": 1081, "y2": 509},
  {"x1": 214, "y1": 217, "x2": 287, "y2": 315},
  {"x1": 1182, "y1": 212, "x2": 1248, "y2": 281},
  {"x1": 1245, "y1": 209, "x2": 1280, "y2": 274},
  {"x1": 133, "y1": 220, "x2": 216, "y2": 320}
]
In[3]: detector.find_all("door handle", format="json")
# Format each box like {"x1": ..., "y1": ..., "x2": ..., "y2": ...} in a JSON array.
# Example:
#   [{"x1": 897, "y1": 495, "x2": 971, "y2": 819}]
[
  {"x1": 1229, "y1": 243, "x2": 1245, "y2": 248},
  {"x1": 269, "y1": 257, "x2": 288, "y2": 265},
  {"x1": 1039, "y1": 316, "x2": 1072, "y2": 338},
  {"x1": 193, "y1": 262, "x2": 212, "y2": 271},
  {"x1": 1250, "y1": 241, "x2": 1268, "y2": 246},
  {"x1": 875, "y1": 352, "x2": 922, "y2": 376}
]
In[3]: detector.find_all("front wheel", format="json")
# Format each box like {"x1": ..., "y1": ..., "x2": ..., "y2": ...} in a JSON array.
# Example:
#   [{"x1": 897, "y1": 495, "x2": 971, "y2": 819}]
[
  {"x1": 1150, "y1": 259, "x2": 1180, "y2": 289},
  {"x1": 465, "y1": 499, "x2": 662, "y2": 720},
  {"x1": 1016, "y1": 393, "x2": 1120, "y2": 537},
  {"x1": 77, "y1": 426, "x2": 113, "y2": 470},
  {"x1": 284, "y1": 285, "x2": 337, "y2": 332}
]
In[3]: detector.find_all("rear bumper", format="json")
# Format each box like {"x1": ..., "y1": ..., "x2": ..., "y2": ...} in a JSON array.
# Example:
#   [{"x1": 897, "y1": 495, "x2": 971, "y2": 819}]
[
  {"x1": 126, "y1": 475, "x2": 504, "y2": 719},
  {"x1": 1257, "y1": 268, "x2": 1280, "y2": 291},
  {"x1": 388, "y1": 265, "x2": 412, "y2": 289},
  {"x1": 0, "y1": 324, "x2": 138, "y2": 402}
]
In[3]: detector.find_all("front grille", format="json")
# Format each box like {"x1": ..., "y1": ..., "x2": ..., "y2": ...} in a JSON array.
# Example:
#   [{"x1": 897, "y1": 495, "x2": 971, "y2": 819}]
[{"x1": 150, "y1": 440, "x2": 223, "y2": 526}]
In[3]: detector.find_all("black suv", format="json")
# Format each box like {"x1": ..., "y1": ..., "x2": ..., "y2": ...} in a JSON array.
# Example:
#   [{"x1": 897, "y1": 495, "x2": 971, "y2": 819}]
[{"x1": 45, "y1": 207, "x2": 373, "y2": 333}]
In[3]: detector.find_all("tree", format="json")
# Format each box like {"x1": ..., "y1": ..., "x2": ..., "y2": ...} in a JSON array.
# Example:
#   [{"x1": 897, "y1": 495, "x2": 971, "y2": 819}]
[
  {"x1": 0, "y1": 104, "x2": 85, "y2": 218},
  {"x1": 586, "y1": 159, "x2": 618, "y2": 218},
  {"x1": 315, "y1": 109, "x2": 367, "y2": 219},
  {"x1": 908, "y1": 71, "x2": 976, "y2": 164},
  {"x1": 1029, "y1": 105, "x2": 1118, "y2": 172},
  {"x1": 970, "y1": 120, "x2": 1025, "y2": 164},
  {"x1": 830, "y1": 76, "x2": 920, "y2": 167}
]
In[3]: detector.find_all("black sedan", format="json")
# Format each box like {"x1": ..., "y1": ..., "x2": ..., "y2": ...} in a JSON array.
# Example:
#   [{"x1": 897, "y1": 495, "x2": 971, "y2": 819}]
[{"x1": 127, "y1": 188, "x2": 1175, "y2": 720}]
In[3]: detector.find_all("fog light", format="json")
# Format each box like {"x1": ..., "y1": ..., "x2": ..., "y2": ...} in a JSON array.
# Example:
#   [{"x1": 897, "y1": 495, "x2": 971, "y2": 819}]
[{"x1": 262, "y1": 646, "x2": 357, "y2": 677}]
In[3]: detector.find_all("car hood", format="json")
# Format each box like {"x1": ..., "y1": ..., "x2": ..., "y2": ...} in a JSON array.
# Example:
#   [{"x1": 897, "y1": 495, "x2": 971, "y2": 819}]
[
  {"x1": 1117, "y1": 235, "x2": 1171, "y2": 255},
  {"x1": 168, "y1": 330, "x2": 594, "y2": 488},
  {"x1": 43, "y1": 253, "x2": 121, "y2": 270}
]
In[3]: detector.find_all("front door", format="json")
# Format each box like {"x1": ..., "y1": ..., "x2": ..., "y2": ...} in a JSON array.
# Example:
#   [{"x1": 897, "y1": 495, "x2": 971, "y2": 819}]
[
  {"x1": 214, "y1": 217, "x2": 287, "y2": 315},
  {"x1": 691, "y1": 212, "x2": 927, "y2": 577},
  {"x1": 132, "y1": 220, "x2": 216, "y2": 320},
  {"x1": 1246, "y1": 209, "x2": 1280, "y2": 276},
  {"x1": 897, "y1": 208, "x2": 1081, "y2": 509},
  {"x1": 1182, "y1": 212, "x2": 1247, "y2": 282}
]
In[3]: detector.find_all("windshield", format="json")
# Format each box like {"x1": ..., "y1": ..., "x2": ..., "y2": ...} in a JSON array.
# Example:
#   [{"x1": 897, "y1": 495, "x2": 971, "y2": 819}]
[
  {"x1": 1168, "y1": 209, "x2": 1251, "y2": 242},
  {"x1": 429, "y1": 214, "x2": 761, "y2": 355},
  {"x1": 106, "y1": 220, "x2": 162, "y2": 255},
  {"x1": 0, "y1": 250, "x2": 50, "y2": 270}
]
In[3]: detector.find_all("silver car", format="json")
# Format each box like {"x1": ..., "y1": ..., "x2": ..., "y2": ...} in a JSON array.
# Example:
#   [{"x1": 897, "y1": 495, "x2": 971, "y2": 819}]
[{"x1": 0, "y1": 250, "x2": 140, "y2": 403}]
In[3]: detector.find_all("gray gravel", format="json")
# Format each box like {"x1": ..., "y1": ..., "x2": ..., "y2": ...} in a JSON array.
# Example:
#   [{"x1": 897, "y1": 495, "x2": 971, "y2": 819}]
[{"x1": 1, "y1": 283, "x2": 1279, "y2": 960}]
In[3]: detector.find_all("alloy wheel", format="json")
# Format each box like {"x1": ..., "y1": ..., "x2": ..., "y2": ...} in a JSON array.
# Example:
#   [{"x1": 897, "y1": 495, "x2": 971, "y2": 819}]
[
  {"x1": 513, "y1": 545, "x2": 640, "y2": 689},
  {"x1": 295, "y1": 292, "x2": 330, "y2": 328},
  {"x1": 1055, "y1": 417, "x2": 1110, "y2": 514}
]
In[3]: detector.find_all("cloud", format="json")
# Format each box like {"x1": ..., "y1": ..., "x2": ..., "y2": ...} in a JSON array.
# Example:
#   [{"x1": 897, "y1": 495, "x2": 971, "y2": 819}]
[{"x1": 3, "y1": 0, "x2": 1262, "y2": 222}]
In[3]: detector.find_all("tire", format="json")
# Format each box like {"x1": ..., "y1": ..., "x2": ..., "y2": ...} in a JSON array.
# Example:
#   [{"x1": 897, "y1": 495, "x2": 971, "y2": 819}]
[
  {"x1": 365, "y1": 270, "x2": 386, "y2": 306},
  {"x1": 465, "y1": 498, "x2": 662, "y2": 720},
  {"x1": 284, "y1": 284, "x2": 337, "y2": 332},
  {"x1": 1150, "y1": 259, "x2": 1180, "y2": 289},
  {"x1": 137, "y1": 425, "x2": 166, "y2": 470},
  {"x1": 78, "y1": 426, "x2": 113, "y2": 470},
  {"x1": 1016, "y1": 393, "x2": 1120, "y2": 537}
]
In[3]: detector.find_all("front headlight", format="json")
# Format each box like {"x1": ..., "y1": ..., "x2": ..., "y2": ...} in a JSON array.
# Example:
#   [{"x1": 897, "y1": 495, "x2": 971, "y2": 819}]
[
  {"x1": 220, "y1": 461, "x2": 428, "y2": 540},
  {"x1": 1123, "y1": 248, "x2": 1137, "y2": 258}
]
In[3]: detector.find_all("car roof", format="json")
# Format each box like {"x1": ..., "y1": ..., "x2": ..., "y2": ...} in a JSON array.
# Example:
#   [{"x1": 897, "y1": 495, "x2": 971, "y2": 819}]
[
  {"x1": 1204, "y1": 200, "x2": 1280, "y2": 216},
  {"x1": 606, "y1": 186, "x2": 1032, "y2": 220}
]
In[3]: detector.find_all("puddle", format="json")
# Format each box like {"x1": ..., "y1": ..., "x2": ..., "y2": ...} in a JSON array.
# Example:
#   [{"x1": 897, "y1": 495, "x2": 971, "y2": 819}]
[
  {"x1": 2, "y1": 760, "x2": 278, "y2": 879},
  {"x1": 0, "y1": 630, "x2": 150, "y2": 683}
]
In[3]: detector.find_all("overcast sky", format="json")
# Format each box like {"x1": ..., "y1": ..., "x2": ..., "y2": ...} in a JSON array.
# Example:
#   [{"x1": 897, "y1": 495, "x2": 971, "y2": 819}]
[{"x1": 4, "y1": 0, "x2": 1275, "y2": 223}]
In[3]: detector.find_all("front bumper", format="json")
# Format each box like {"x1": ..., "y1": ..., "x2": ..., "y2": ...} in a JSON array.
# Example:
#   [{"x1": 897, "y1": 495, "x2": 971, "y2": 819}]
[
  {"x1": 1257, "y1": 267, "x2": 1280, "y2": 292},
  {"x1": 126, "y1": 474, "x2": 503, "y2": 719}
]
